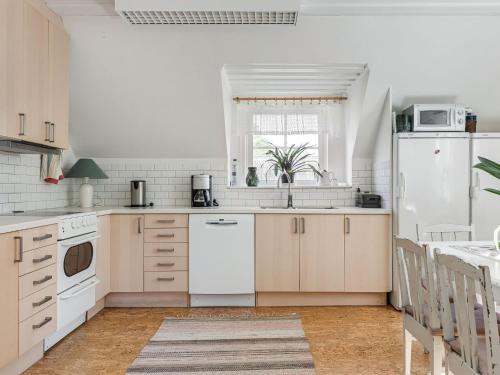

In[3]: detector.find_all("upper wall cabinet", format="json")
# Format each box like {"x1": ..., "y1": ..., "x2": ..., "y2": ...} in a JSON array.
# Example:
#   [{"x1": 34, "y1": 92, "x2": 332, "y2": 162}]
[{"x1": 0, "y1": 0, "x2": 69, "y2": 149}]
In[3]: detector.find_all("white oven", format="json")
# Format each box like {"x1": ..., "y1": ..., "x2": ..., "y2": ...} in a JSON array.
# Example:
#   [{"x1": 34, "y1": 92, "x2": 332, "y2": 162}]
[
  {"x1": 402, "y1": 104, "x2": 466, "y2": 132},
  {"x1": 45, "y1": 213, "x2": 100, "y2": 351}
]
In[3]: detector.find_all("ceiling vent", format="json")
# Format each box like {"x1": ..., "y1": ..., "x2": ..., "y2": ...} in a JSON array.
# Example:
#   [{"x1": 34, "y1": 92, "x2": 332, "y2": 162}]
[{"x1": 115, "y1": 0, "x2": 300, "y2": 25}]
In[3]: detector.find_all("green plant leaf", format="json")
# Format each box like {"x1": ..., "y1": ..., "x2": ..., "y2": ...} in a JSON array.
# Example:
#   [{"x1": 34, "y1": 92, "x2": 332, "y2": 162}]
[{"x1": 484, "y1": 188, "x2": 500, "y2": 196}]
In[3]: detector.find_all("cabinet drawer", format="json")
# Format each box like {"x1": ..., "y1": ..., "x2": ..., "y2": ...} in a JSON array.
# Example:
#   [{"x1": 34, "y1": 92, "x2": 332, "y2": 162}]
[
  {"x1": 19, "y1": 264, "x2": 57, "y2": 299},
  {"x1": 144, "y1": 243, "x2": 188, "y2": 257},
  {"x1": 19, "y1": 283, "x2": 57, "y2": 322},
  {"x1": 18, "y1": 244, "x2": 57, "y2": 276},
  {"x1": 19, "y1": 225, "x2": 58, "y2": 252},
  {"x1": 19, "y1": 303, "x2": 57, "y2": 356},
  {"x1": 145, "y1": 214, "x2": 188, "y2": 229},
  {"x1": 144, "y1": 271, "x2": 188, "y2": 292},
  {"x1": 144, "y1": 228, "x2": 188, "y2": 243},
  {"x1": 144, "y1": 257, "x2": 188, "y2": 272}
]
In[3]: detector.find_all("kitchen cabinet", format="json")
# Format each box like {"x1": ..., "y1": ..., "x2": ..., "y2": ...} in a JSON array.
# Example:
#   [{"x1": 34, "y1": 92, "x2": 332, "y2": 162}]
[
  {"x1": 0, "y1": 231, "x2": 20, "y2": 368},
  {"x1": 256, "y1": 214, "x2": 300, "y2": 292},
  {"x1": 0, "y1": 0, "x2": 69, "y2": 148},
  {"x1": 110, "y1": 215, "x2": 144, "y2": 292},
  {"x1": 299, "y1": 215, "x2": 345, "y2": 292},
  {"x1": 96, "y1": 215, "x2": 111, "y2": 301},
  {"x1": 344, "y1": 215, "x2": 391, "y2": 292}
]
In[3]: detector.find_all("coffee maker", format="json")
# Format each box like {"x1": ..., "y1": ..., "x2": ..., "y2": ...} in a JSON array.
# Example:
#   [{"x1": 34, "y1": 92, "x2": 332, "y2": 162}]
[{"x1": 191, "y1": 174, "x2": 213, "y2": 207}]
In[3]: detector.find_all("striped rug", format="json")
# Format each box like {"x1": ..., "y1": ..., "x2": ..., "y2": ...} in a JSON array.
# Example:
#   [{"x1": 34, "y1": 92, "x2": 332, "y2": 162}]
[{"x1": 126, "y1": 315, "x2": 316, "y2": 374}]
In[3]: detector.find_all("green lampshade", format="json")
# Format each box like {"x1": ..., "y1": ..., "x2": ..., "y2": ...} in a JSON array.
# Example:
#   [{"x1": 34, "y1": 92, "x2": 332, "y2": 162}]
[{"x1": 65, "y1": 158, "x2": 108, "y2": 179}]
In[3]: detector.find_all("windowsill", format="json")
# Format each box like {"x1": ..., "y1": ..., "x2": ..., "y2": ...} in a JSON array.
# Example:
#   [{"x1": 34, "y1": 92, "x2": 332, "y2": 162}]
[{"x1": 227, "y1": 184, "x2": 352, "y2": 190}]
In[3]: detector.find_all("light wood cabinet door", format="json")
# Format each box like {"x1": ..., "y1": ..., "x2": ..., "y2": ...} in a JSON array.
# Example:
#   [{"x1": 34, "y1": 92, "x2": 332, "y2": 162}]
[
  {"x1": 299, "y1": 215, "x2": 345, "y2": 292},
  {"x1": 0, "y1": 232, "x2": 20, "y2": 367},
  {"x1": 110, "y1": 215, "x2": 144, "y2": 292},
  {"x1": 96, "y1": 215, "x2": 111, "y2": 300},
  {"x1": 23, "y1": 1, "x2": 50, "y2": 144},
  {"x1": 255, "y1": 214, "x2": 300, "y2": 292},
  {"x1": 344, "y1": 215, "x2": 391, "y2": 292},
  {"x1": 48, "y1": 21, "x2": 69, "y2": 148},
  {"x1": 0, "y1": 0, "x2": 24, "y2": 140}
]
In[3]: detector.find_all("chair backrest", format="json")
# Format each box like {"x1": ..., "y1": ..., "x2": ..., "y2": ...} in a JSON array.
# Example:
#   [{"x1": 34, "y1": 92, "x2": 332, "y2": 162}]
[
  {"x1": 396, "y1": 237, "x2": 440, "y2": 330},
  {"x1": 417, "y1": 223, "x2": 476, "y2": 242},
  {"x1": 434, "y1": 250, "x2": 500, "y2": 373}
]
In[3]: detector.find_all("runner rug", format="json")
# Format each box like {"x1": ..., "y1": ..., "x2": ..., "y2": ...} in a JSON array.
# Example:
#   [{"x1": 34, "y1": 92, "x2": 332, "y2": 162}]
[{"x1": 126, "y1": 314, "x2": 316, "y2": 374}]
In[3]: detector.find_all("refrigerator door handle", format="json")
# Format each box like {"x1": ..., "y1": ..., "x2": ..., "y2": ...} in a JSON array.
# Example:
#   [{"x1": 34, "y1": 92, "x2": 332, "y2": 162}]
[
  {"x1": 471, "y1": 171, "x2": 480, "y2": 199},
  {"x1": 398, "y1": 172, "x2": 406, "y2": 199}
]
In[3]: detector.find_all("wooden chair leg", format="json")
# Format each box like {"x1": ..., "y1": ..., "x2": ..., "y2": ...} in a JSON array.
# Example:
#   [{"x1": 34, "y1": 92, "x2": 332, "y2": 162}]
[
  {"x1": 404, "y1": 328, "x2": 412, "y2": 375},
  {"x1": 430, "y1": 337, "x2": 444, "y2": 375}
]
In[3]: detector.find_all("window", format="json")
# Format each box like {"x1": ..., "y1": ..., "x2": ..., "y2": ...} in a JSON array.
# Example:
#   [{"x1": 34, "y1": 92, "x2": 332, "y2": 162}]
[{"x1": 248, "y1": 111, "x2": 325, "y2": 184}]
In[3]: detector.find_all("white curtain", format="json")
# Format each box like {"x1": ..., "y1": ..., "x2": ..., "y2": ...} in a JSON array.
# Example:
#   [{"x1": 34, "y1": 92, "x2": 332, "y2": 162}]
[{"x1": 234, "y1": 102, "x2": 342, "y2": 139}]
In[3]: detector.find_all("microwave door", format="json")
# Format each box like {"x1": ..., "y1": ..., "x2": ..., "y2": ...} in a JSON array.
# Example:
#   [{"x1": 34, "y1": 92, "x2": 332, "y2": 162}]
[{"x1": 418, "y1": 110, "x2": 450, "y2": 127}]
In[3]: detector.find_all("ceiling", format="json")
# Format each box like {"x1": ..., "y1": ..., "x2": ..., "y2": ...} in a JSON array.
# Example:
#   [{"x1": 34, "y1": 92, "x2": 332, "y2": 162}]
[
  {"x1": 222, "y1": 64, "x2": 367, "y2": 97},
  {"x1": 45, "y1": 0, "x2": 500, "y2": 17}
]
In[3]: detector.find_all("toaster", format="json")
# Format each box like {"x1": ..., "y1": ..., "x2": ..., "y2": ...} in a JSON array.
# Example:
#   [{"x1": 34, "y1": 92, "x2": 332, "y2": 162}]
[{"x1": 356, "y1": 193, "x2": 382, "y2": 208}]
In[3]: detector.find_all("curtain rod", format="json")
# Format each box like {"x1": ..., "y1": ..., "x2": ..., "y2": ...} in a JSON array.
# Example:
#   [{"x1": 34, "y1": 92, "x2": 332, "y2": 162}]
[{"x1": 233, "y1": 96, "x2": 348, "y2": 104}]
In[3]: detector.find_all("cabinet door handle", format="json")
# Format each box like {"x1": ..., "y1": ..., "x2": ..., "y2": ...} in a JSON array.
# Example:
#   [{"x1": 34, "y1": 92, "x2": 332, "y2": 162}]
[
  {"x1": 157, "y1": 234, "x2": 175, "y2": 238},
  {"x1": 19, "y1": 113, "x2": 25, "y2": 136},
  {"x1": 32, "y1": 296, "x2": 52, "y2": 307},
  {"x1": 32, "y1": 317, "x2": 52, "y2": 330},
  {"x1": 157, "y1": 248, "x2": 174, "y2": 253},
  {"x1": 33, "y1": 233, "x2": 52, "y2": 242},
  {"x1": 157, "y1": 277, "x2": 175, "y2": 281},
  {"x1": 50, "y1": 123, "x2": 55, "y2": 143},
  {"x1": 138, "y1": 217, "x2": 142, "y2": 234},
  {"x1": 157, "y1": 219, "x2": 175, "y2": 224},
  {"x1": 300, "y1": 217, "x2": 305, "y2": 234},
  {"x1": 345, "y1": 217, "x2": 350, "y2": 234},
  {"x1": 33, "y1": 275, "x2": 53, "y2": 286},
  {"x1": 32, "y1": 254, "x2": 53, "y2": 264},
  {"x1": 157, "y1": 262, "x2": 175, "y2": 267},
  {"x1": 44, "y1": 122, "x2": 51, "y2": 141},
  {"x1": 293, "y1": 217, "x2": 298, "y2": 233},
  {"x1": 14, "y1": 236, "x2": 23, "y2": 263}
]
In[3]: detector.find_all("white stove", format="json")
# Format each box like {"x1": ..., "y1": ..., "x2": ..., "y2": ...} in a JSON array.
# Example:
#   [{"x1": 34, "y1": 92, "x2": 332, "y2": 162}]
[{"x1": 44, "y1": 212, "x2": 100, "y2": 351}]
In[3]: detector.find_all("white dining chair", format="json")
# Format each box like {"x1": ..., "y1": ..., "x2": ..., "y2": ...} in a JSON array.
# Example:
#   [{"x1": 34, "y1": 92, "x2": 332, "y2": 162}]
[
  {"x1": 396, "y1": 237, "x2": 444, "y2": 375},
  {"x1": 417, "y1": 223, "x2": 476, "y2": 242},
  {"x1": 434, "y1": 250, "x2": 500, "y2": 375}
]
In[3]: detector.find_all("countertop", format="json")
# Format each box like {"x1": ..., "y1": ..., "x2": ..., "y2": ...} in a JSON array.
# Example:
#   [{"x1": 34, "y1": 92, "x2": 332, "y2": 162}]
[{"x1": 0, "y1": 206, "x2": 391, "y2": 234}]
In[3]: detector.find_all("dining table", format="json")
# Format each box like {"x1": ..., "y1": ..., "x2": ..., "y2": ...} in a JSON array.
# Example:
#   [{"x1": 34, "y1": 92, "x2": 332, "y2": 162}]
[{"x1": 424, "y1": 241, "x2": 500, "y2": 301}]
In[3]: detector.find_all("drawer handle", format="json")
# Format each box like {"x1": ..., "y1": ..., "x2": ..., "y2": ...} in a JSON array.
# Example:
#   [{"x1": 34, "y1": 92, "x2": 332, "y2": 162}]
[
  {"x1": 32, "y1": 296, "x2": 52, "y2": 307},
  {"x1": 33, "y1": 234, "x2": 53, "y2": 242},
  {"x1": 32, "y1": 254, "x2": 53, "y2": 264},
  {"x1": 157, "y1": 262, "x2": 175, "y2": 267},
  {"x1": 157, "y1": 277, "x2": 175, "y2": 281},
  {"x1": 157, "y1": 248, "x2": 175, "y2": 253},
  {"x1": 32, "y1": 317, "x2": 52, "y2": 330},
  {"x1": 157, "y1": 219, "x2": 175, "y2": 224},
  {"x1": 14, "y1": 236, "x2": 23, "y2": 263},
  {"x1": 157, "y1": 234, "x2": 175, "y2": 238},
  {"x1": 33, "y1": 275, "x2": 53, "y2": 286}
]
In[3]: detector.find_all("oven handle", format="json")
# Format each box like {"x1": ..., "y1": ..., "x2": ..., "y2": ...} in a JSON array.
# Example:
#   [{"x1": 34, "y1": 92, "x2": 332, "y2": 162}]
[
  {"x1": 60, "y1": 279, "x2": 100, "y2": 300},
  {"x1": 59, "y1": 234, "x2": 101, "y2": 247}
]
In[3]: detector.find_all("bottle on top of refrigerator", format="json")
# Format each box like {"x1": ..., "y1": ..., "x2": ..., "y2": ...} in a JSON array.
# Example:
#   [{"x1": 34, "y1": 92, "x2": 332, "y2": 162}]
[{"x1": 231, "y1": 159, "x2": 238, "y2": 186}]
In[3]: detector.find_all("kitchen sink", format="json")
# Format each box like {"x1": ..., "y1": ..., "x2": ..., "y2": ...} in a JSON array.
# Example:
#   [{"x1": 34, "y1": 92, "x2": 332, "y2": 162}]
[{"x1": 259, "y1": 206, "x2": 338, "y2": 210}]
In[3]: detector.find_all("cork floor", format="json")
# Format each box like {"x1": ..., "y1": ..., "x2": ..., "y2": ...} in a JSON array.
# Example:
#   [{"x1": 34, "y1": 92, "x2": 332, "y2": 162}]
[{"x1": 25, "y1": 306, "x2": 429, "y2": 375}]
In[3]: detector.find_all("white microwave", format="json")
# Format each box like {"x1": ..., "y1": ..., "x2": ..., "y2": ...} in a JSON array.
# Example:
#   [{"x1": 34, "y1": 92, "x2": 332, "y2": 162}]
[{"x1": 402, "y1": 104, "x2": 466, "y2": 132}]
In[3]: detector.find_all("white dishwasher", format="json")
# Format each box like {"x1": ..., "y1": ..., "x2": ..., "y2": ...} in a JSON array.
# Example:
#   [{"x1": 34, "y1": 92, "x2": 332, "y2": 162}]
[{"x1": 189, "y1": 214, "x2": 255, "y2": 307}]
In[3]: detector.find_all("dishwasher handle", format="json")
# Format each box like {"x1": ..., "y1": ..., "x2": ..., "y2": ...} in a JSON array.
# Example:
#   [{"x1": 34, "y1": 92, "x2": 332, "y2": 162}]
[{"x1": 205, "y1": 220, "x2": 238, "y2": 226}]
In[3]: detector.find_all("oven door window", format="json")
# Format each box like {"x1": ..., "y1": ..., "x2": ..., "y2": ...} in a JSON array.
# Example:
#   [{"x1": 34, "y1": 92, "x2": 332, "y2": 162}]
[
  {"x1": 419, "y1": 110, "x2": 449, "y2": 126},
  {"x1": 64, "y1": 242, "x2": 94, "y2": 277}
]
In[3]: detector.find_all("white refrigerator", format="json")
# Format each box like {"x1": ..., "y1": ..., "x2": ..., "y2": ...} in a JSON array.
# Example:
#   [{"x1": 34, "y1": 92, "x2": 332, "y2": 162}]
[
  {"x1": 471, "y1": 133, "x2": 500, "y2": 241},
  {"x1": 391, "y1": 132, "x2": 471, "y2": 307}
]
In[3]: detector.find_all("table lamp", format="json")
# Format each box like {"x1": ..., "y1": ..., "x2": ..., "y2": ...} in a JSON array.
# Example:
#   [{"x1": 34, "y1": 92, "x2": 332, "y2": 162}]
[{"x1": 65, "y1": 158, "x2": 108, "y2": 208}]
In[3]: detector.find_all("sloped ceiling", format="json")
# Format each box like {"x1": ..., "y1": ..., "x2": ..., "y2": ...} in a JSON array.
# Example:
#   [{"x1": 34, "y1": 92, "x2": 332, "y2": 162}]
[{"x1": 53, "y1": 2, "x2": 500, "y2": 159}]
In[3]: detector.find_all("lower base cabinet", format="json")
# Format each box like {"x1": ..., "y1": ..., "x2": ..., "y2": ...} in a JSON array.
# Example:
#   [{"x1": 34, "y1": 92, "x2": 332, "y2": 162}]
[{"x1": 256, "y1": 214, "x2": 391, "y2": 295}]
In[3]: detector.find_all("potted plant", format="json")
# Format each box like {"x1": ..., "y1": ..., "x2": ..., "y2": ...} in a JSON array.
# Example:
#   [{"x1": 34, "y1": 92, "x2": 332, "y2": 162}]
[
  {"x1": 262, "y1": 142, "x2": 322, "y2": 184},
  {"x1": 473, "y1": 156, "x2": 500, "y2": 250}
]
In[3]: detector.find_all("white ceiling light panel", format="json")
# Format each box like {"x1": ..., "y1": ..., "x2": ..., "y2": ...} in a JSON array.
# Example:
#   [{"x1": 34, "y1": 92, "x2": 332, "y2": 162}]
[{"x1": 115, "y1": 0, "x2": 300, "y2": 25}]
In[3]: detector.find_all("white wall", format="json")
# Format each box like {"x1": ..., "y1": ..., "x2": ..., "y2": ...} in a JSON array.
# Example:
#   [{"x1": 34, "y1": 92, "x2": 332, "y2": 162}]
[{"x1": 64, "y1": 15, "x2": 500, "y2": 159}]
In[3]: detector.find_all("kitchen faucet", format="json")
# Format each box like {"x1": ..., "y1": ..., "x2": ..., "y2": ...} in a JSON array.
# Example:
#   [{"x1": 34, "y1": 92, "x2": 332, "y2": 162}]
[{"x1": 277, "y1": 170, "x2": 294, "y2": 208}]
